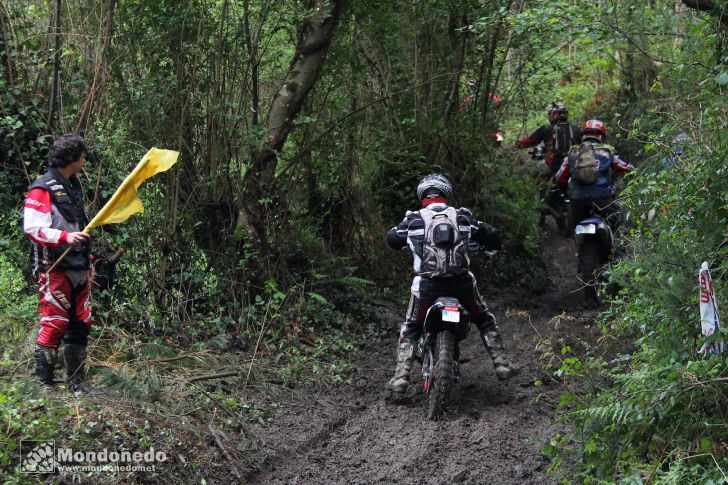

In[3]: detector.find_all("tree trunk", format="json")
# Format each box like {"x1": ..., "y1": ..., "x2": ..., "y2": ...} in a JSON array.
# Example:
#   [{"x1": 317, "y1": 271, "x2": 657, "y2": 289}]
[
  {"x1": 243, "y1": 0, "x2": 260, "y2": 127},
  {"x1": 479, "y1": 25, "x2": 500, "y2": 132},
  {"x1": 0, "y1": 2, "x2": 15, "y2": 89},
  {"x1": 242, "y1": 0, "x2": 342, "y2": 273},
  {"x1": 443, "y1": 7, "x2": 468, "y2": 126},
  {"x1": 48, "y1": 0, "x2": 62, "y2": 131}
]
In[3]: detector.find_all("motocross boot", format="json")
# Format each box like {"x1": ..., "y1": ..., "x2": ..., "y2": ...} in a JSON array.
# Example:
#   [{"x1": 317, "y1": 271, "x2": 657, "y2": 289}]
[
  {"x1": 479, "y1": 328, "x2": 520, "y2": 381},
  {"x1": 34, "y1": 345, "x2": 57, "y2": 388},
  {"x1": 384, "y1": 340, "x2": 416, "y2": 393},
  {"x1": 64, "y1": 344, "x2": 101, "y2": 395}
]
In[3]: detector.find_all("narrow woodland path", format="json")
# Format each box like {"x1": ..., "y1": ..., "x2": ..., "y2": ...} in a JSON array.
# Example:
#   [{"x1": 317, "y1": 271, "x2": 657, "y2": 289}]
[{"x1": 247, "y1": 223, "x2": 599, "y2": 484}]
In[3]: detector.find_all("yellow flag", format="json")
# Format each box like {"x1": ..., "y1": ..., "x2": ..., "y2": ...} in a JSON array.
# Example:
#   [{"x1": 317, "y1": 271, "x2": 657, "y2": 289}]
[{"x1": 85, "y1": 147, "x2": 179, "y2": 230}]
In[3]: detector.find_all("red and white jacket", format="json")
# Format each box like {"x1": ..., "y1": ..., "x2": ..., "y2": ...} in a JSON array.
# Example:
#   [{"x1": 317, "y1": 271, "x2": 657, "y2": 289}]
[
  {"x1": 24, "y1": 187, "x2": 69, "y2": 247},
  {"x1": 24, "y1": 169, "x2": 91, "y2": 274}
]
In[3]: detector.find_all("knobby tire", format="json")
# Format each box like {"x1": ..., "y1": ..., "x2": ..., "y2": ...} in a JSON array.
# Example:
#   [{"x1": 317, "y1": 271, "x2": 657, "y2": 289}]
[
  {"x1": 427, "y1": 331, "x2": 455, "y2": 420},
  {"x1": 579, "y1": 240, "x2": 603, "y2": 305}
]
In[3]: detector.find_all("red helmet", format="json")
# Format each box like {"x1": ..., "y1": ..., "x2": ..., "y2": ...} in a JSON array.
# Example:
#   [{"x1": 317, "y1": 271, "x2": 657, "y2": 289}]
[{"x1": 582, "y1": 119, "x2": 606, "y2": 141}]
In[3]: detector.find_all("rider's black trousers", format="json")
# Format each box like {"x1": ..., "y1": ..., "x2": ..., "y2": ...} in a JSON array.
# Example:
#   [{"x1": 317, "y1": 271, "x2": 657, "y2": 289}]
[
  {"x1": 567, "y1": 197, "x2": 622, "y2": 233},
  {"x1": 400, "y1": 273, "x2": 497, "y2": 342}
]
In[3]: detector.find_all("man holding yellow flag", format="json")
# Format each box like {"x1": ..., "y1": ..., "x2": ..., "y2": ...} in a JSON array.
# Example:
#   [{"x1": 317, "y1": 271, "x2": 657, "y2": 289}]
[{"x1": 23, "y1": 133, "x2": 178, "y2": 393}]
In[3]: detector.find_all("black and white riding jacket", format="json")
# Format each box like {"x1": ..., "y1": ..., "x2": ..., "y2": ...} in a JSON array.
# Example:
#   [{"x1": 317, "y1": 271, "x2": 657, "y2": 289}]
[{"x1": 386, "y1": 202, "x2": 501, "y2": 275}]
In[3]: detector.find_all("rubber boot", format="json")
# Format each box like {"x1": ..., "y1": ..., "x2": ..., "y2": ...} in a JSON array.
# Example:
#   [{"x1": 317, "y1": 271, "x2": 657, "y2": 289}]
[
  {"x1": 384, "y1": 340, "x2": 416, "y2": 393},
  {"x1": 480, "y1": 330, "x2": 520, "y2": 381},
  {"x1": 34, "y1": 345, "x2": 57, "y2": 388},
  {"x1": 64, "y1": 344, "x2": 101, "y2": 395}
]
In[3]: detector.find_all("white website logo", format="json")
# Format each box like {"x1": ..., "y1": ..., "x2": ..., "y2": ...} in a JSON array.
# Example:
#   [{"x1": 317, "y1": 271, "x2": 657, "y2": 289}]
[
  {"x1": 20, "y1": 441, "x2": 56, "y2": 473},
  {"x1": 20, "y1": 440, "x2": 167, "y2": 474}
]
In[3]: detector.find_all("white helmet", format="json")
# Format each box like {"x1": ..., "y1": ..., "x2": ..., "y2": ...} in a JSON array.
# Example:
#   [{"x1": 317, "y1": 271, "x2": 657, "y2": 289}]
[{"x1": 417, "y1": 174, "x2": 453, "y2": 201}]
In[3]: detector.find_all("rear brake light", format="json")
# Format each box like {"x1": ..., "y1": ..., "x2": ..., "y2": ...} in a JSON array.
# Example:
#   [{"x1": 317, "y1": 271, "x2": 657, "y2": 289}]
[{"x1": 444, "y1": 306, "x2": 459, "y2": 312}]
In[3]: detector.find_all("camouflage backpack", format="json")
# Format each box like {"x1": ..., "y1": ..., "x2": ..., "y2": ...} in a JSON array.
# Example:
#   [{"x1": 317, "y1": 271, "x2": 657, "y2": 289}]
[{"x1": 573, "y1": 142, "x2": 598, "y2": 185}]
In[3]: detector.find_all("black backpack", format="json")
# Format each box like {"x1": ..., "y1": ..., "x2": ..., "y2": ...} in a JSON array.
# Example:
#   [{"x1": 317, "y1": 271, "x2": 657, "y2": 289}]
[{"x1": 553, "y1": 122, "x2": 576, "y2": 158}]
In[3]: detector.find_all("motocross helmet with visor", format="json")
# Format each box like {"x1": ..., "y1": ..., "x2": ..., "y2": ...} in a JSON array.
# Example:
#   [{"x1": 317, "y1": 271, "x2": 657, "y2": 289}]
[
  {"x1": 417, "y1": 174, "x2": 453, "y2": 202},
  {"x1": 552, "y1": 102, "x2": 568, "y2": 122},
  {"x1": 582, "y1": 119, "x2": 607, "y2": 143},
  {"x1": 547, "y1": 106, "x2": 557, "y2": 122}
]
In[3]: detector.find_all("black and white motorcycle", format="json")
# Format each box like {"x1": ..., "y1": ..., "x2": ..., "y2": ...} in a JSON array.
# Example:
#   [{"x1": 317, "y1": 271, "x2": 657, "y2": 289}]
[
  {"x1": 418, "y1": 296, "x2": 471, "y2": 420},
  {"x1": 416, "y1": 245, "x2": 495, "y2": 419},
  {"x1": 529, "y1": 145, "x2": 569, "y2": 236},
  {"x1": 574, "y1": 215, "x2": 614, "y2": 304}
]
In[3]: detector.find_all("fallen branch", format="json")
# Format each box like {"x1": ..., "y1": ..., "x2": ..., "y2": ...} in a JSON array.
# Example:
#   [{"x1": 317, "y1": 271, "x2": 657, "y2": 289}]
[
  {"x1": 154, "y1": 352, "x2": 207, "y2": 364},
  {"x1": 6, "y1": 358, "x2": 30, "y2": 379},
  {"x1": 189, "y1": 371, "x2": 240, "y2": 383},
  {"x1": 186, "y1": 380, "x2": 247, "y2": 431},
  {"x1": 208, "y1": 424, "x2": 243, "y2": 481},
  {"x1": 300, "y1": 336, "x2": 318, "y2": 347}
]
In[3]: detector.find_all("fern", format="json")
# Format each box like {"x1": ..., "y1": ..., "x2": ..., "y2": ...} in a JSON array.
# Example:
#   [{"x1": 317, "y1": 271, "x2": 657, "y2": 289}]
[{"x1": 97, "y1": 366, "x2": 162, "y2": 401}]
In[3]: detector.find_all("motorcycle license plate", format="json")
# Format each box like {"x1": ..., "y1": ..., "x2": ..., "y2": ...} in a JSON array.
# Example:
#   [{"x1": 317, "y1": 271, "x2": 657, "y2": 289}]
[
  {"x1": 575, "y1": 224, "x2": 596, "y2": 235},
  {"x1": 442, "y1": 307, "x2": 460, "y2": 323}
]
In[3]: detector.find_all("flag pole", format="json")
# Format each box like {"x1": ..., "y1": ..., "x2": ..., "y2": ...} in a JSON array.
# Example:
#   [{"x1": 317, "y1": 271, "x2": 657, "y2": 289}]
[
  {"x1": 44, "y1": 151, "x2": 144, "y2": 274},
  {"x1": 45, "y1": 225, "x2": 92, "y2": 273},
  {"x1": 42, "y1": 147, "x2": 178, "y2": 275}
]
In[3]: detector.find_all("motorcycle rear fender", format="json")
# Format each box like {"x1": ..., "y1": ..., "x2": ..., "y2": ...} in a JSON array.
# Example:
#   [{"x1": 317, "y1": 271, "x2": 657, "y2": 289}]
[
  {"x1": 596, "y1": 222, "x2": 614, "y2": 255},
  {"x1": 423, "y1": 298, "x2": 471, "y2": 340},
  {"x1": 575, "y1": 221, "x2": 613, "y2": 255}
]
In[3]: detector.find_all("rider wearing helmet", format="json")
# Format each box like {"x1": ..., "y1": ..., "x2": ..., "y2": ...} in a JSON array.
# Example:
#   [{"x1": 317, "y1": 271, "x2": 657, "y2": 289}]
[
  {"x1": 555, "y1": 120, "x2": 634, "y2": 231},
  {"x1": 384, "y1": 174, "x2": 519, "y2": 394},
  {"x1": 515, "y1": 102, "x2": 582, "y2": 173},
  {"x1": 547, "y1": 106, "x2": 559, "y2": 124}
]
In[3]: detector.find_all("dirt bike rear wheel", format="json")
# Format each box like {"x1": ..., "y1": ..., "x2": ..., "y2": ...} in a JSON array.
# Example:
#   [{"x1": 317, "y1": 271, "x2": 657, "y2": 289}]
[
  {"x1": 555, "y1": 210, "x2": 570, "y2": 238},
  {"x1": 579, "y1": 240, "x2": 604, "y2": 305},
  {"x1": 426, "y1": 331, "x2": 455, "y2": 420}
]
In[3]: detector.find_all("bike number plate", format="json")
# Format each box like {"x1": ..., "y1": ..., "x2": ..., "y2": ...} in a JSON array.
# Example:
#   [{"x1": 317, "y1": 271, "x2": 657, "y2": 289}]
[
  {"x1": 442, "y1": 309, "x2": 460, "y2": 323},
  {"x1": 575, "y1": 224, "x2": 596, "y2": 235}
]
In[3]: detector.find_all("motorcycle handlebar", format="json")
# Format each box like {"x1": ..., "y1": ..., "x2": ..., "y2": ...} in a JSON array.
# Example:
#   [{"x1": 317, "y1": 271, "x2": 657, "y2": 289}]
[
  {"x1": 468, "y1": 242, "x2": 497, "y2": 257},
  {"x1": 401, "y1": 242, "x2": 497, "y2": 258}
]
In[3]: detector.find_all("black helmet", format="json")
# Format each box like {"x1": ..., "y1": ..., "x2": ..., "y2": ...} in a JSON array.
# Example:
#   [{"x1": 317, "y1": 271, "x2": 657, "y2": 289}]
[
  {"x1": 547, "y1": 106, "x2": 556, "y2": 122},
  {"x1": 417, "y1": 174, "x2": 453, "y2": 201},
  {"x1": 551, "y1": 102, "x2": 568, "y2": 122}
]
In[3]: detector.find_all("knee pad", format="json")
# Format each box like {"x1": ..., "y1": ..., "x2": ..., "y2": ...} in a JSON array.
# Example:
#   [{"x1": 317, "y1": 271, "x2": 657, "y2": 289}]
[
  {"x1": 63, "y1": 321, "x2": 89, "y2": 346},
  {"x1": 399, "y1": 322, "x2": 423, "y2": 342},
  {"x1": 474, "y1": 313, "x2": 498, "y2": 333},
  {"x1": 483, "y1": 330, "x2": 504, "y2": 350}
]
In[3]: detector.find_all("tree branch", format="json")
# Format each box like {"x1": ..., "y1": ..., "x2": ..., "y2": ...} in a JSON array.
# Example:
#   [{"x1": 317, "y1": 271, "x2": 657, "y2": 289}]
[
  {"x1": 242, "y1": 0, "x2": 342, "y2": 271},
  {"x1": 682, "y1": 0, "x2": 728, "y2": 28}
]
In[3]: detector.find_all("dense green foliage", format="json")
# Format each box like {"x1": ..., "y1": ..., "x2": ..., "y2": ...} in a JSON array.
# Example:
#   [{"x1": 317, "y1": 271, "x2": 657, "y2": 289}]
[
  {"x1": 536, "y1": 2, "x2": 728, "y2": 483},
  {"x1": 0, "y1": 1, "x2": 549, "y2": 350}
]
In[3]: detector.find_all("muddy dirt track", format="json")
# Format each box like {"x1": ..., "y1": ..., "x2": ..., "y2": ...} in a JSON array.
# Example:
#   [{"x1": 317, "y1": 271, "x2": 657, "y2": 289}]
[{"x1": 247, "y1": 224, "x2": 598, "y2": 484}]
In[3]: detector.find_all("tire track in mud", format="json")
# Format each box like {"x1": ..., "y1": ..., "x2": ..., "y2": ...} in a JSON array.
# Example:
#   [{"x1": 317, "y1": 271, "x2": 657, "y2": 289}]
[{"x1": 249, "y1": 223, "x2": 597, "y2": 484}]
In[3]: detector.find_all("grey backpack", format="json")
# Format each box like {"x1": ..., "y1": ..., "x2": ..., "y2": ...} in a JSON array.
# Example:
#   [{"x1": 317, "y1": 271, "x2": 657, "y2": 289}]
[
  {"x1": 573, "y1": 142, "x2": 598, "y2": 185},
  {"x1": 418, "y1": 207, "x2": 469, "y2": 278}
]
